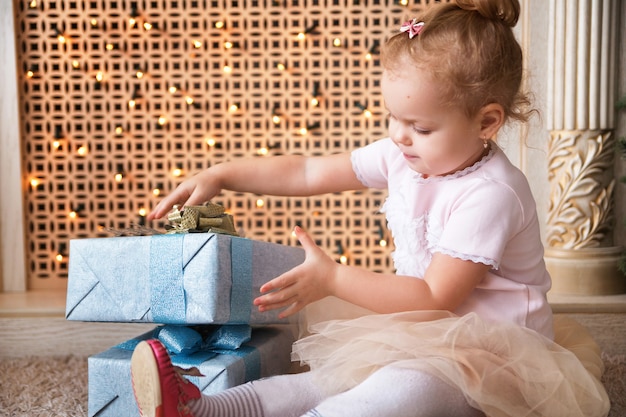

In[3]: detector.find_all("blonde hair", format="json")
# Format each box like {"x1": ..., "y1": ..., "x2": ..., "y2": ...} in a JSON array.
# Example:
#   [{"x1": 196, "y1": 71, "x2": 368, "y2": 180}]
[{"x1": 382, "y1": 0, "x2": 532, "y2": 123}]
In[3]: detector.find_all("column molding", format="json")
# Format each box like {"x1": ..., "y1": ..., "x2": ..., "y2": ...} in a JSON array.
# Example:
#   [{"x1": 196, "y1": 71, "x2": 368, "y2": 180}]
[
  {"x1": 0, "y1": 2, "x2": 26, "y2": 292},
  {"x1": 544, "y1": 0, "x2": 625, "y2": 295}
]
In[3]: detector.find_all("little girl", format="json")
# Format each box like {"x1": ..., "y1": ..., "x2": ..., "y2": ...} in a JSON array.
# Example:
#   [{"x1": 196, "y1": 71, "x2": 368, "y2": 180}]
[{"x1": 131, "y1": 0, "x2": 610, "y2": 416}]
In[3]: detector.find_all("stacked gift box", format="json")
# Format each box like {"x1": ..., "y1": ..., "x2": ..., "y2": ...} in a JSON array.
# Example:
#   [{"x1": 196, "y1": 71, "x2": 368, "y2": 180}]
[{"x1": 66, "y1": 207, "x2": 305, "y2": 416}]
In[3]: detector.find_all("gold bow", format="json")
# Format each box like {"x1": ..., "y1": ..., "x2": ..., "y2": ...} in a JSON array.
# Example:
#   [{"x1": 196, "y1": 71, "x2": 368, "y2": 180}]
[{"x1": 166, "y1": 202, "x2": 238, "y2": 236}]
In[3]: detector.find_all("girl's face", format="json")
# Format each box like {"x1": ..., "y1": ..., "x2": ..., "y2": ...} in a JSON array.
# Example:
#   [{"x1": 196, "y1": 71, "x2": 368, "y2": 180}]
[{"x1": 381, "y1": 61, "x2": 486, "y2": 178}]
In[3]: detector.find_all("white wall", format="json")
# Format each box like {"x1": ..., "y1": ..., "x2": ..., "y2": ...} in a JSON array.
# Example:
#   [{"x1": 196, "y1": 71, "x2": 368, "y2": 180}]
[{"x1": 500, "y1": 0, "x2": 552, "y2": 241}]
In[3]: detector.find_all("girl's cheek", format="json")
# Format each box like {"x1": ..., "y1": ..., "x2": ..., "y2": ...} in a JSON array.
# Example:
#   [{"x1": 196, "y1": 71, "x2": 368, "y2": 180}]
[{"x1": 388, "y1": 121, "x2": 399, "y2": 139}]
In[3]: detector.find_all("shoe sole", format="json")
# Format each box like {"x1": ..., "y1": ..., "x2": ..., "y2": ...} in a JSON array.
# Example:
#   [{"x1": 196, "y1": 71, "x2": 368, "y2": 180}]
[{"x1": 131, "y1": 340, "x2": 164, "y2": 417}]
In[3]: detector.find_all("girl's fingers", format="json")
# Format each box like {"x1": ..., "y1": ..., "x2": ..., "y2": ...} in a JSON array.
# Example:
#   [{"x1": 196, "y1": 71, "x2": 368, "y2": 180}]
[
  {"x1": 259, "y1": 267, "x2": 299, "y2": 293},
  {"x1": 255, "y1": 280, "x2": 296, "y2": 305},
  {"x1": 293, "y1": 226, "x2": 315, "y2": 251},
  {"x1": 148, "y1": 193, "x2": 186, "y2": 220},
  {"x1": 255, "y1": 293, "x2": 297, "y2": 311}
]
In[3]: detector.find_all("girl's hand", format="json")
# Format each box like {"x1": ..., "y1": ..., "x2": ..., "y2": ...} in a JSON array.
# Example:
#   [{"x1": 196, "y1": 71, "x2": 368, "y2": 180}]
[
  {"x1": 254, "y1": 226, "x2": 338, "y2": 318},
  {"x1": 147, "y1": 170, "x2": 222, "y2": 220}
]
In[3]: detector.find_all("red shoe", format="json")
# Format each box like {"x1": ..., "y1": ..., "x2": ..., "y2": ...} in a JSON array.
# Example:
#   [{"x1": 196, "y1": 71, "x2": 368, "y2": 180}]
[{"x1": 131, "y1": 339, "x2": 202, "y2": 417}]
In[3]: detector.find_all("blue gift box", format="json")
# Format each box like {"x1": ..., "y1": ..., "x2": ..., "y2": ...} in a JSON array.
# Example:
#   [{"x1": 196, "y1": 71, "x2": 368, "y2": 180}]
[
  {"x1": 66, "y1": 233, "x2": 304, "y2": 324},
  {"x1": 88, "y1": 324, "x2": 296, "y2": 417}
]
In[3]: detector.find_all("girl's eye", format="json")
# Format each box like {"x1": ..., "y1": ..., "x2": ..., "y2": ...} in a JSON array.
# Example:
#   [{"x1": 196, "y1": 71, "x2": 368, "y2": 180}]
[{"x1": 412, "y1": 126, "x2": 431, "y2": 135}]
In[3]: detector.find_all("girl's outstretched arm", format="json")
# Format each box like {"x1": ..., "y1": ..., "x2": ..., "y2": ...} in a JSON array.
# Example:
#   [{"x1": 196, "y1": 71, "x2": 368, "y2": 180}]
[
  {"x1": 255, "y1": 226, "x2": 490, "y2": 318},
  {"x1": 148, "y1": 152, "x2": 364, "y2": 220}
]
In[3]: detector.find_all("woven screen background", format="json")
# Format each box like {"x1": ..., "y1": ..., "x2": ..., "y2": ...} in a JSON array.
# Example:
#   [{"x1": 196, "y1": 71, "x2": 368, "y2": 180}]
[{"x1": 15, "y1": 0, "x2": 437, "y2": 289}]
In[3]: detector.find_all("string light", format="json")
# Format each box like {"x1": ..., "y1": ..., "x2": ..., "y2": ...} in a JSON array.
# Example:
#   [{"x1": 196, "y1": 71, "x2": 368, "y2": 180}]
[
  {"x1": 143, "y1": 22, "x2": 153, "y2": 31},
  {"x1": 95, "y1": 71, "x2": 104, "y2": 83},
  {"x1": 271, "y1": 106, "x2": 282, "y2": 125},
  {"x1": 68, "y1": 205, "x2": 84, "y2": 219},
  {"x1": 223, "y1": 63, "x2": 233, "y2": 74},
  {"x1": 275, "y1": 62, "x2": 287, "y2": 71},
  {"x1": 172, "y1": 164, "x2": 184, "y2": 177},
  {"x1": 129, "y1": 6, "x2": 139, "y2": 27},
  {"x1": 72, "y1": 60, "x2": 80, "y2": 69},
  {"x1": 106, "y1": 43, "x2": 115, "y2": 51},
  {"x1": 54, "y1": 27, "x2": 67, "y2": 44},
  {"x1": 356, "y1": 102, "x2": 372, "y2": 118},
  {"x1": 206, "y1": 137, "x2": 217, "y2": 147},
  {"x1": 297, "y1": 23, "x2": 319, "y2": 40},
  {"x1": 55, "y1": 243, "x2": 67, "y2": 262},
  {"x1": 90, "y1": 19, "x2": 99, "y2": 28},
  {"x1": 29, "y1": 0, "x2": 37, "y2": 8},
  {"x1": 30, "y1": 178, "x2": 41, "y2": 189},
  {"x1": 138, "y1": 208, "x2": 147, "y2": 225},
  {"x1": 332, "y1": 38, "x2": 342, "y2": 47},
  {"x1": 377, "y1": 223, "x2": 388, "y2": 247},
  {"x1": 224, "y1": 41, "x2": 234, "y2": 49},
  {"x1": 114, "y1": 164, "x2": 125, "y2": 182},
  {"x1": 129, "y1": 88, "x2": 139, "y2": 108},
  {"x1": 215, "y1": 21, "x2": 226, "y2": 29},
  {"x1": 158, "y1": 116, "x2": 168, "y2": 126},
  {"x1": 228, "y1": 103, "x2": 240, "y2": 113},
  {"x1": 152, "y1": 182, "x2": 163, "y2": 196},
  {"x1": 299, "y1": 122, "x2": 320, "y2": 136},
  {"x1": 52, "y1": 125, "x2": 63, "y2": 149},
  {"x1": 26, "y1": 68, "x2": 35, "y2": 79},
  {"x1": 256, "y1": 199, "x2": 265, "y2": 208},
  {"x1": 168, "y1": 85, "x2": 178, "y2": 94},
  {"x1": 77, "y1": 145, "x2": 88, "y2": 156},
  {"x1": 115, "y1": 125, "x2": 124, "y2": 136},
  {"x1": 193, "y1": 40, "x2": 203, "y2": 49},
  {"x1": 336, "y1": 242, "x2": 349, "y2": 265},
  {"x1": 365, "y1": 41, "x2": 380, "y2": 61},
  {"x1": 257, "y1": 142, "x2": 279, "y2": 155},
  {"x1": 185, "y1": 95, "x2": 194, "y2": 105},
  {"x1": 310, "y1": 82, "x2": 320, "y2": 107}
]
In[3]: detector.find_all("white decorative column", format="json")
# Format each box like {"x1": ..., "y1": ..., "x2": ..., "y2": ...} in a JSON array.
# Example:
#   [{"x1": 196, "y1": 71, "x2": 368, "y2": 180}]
[{"x1": 545, "y1": 0, "x2": 625, "y2": 294}]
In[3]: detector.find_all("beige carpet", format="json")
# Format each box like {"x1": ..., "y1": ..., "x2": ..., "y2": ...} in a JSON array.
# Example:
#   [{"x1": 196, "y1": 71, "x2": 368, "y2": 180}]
[
  {"x1": 1, "y1": 313, "x2": 624, "y2": 417},
  {"x1": 0, "y1": 353, "x2": 623, "y2": 417}
]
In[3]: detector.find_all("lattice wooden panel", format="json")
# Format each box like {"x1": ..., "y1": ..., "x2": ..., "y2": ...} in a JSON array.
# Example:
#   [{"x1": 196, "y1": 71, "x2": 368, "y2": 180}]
[{"x1": 15, "y1": 0, "x2": 435, "y2": 289}]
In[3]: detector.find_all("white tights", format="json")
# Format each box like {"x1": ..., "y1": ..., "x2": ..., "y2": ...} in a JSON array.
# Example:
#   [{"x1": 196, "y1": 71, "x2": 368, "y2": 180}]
[{"x1": 189, "y1": 366, "x2": 485, "y2": 417}]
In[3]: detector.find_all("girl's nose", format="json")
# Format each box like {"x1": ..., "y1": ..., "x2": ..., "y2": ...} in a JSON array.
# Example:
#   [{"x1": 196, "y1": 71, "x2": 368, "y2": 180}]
[{"x1": 390, "y1": 125, "x2": 412, "y2": 146}]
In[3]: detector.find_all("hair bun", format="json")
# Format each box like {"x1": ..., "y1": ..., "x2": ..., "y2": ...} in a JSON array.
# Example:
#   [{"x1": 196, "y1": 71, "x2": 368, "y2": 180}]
[{"x1": 454, "y1": 0, "x2": 520, "y2": 27}]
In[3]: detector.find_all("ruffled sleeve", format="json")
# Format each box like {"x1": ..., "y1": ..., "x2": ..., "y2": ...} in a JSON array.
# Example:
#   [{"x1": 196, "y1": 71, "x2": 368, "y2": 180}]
[{"x1": 350, "y1": 138, "x2": 398, "y2": 189}]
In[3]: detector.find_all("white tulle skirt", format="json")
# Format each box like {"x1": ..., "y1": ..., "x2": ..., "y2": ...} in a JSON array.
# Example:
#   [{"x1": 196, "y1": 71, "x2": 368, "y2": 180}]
[{"x1": 292, "y1": 298, "x2": 609, "y2": 417}]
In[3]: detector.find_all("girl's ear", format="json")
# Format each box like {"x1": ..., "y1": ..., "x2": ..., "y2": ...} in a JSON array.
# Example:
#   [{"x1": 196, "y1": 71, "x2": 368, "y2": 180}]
[{"x1": 478, "y1": 103, "x2": 505, "y2": 139}]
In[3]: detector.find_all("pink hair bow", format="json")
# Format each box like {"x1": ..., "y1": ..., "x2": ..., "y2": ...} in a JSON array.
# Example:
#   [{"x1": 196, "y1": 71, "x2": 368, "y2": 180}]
[{"x1": 400, "y1": 18, "x2": 424, "y2": 39}]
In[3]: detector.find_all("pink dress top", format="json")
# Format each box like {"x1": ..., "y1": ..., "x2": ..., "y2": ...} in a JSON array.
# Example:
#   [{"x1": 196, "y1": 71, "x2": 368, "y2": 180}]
[{"x1": 351, "y1": 138, "x2": 554, "y2": 339}]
